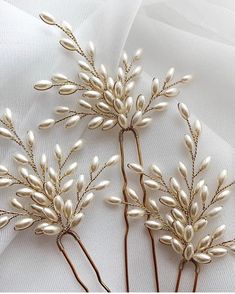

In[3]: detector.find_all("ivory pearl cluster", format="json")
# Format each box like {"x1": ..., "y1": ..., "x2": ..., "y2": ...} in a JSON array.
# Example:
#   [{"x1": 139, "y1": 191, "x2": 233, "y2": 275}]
[
  {"x1": 0, "y1": 109, "x2": 119, "y2": 236},
  {"x1": 34, "y1": 12, "x2": 192, "y2": 133}
]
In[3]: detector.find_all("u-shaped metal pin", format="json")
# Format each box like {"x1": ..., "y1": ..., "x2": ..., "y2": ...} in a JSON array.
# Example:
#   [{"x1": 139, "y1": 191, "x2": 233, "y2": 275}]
[
  {"x1": 57, "y1": 230, "x2": 111, "y2": 292},
  {"x1": 175, "y1": 259, "x2": 200, "y2": 292}
]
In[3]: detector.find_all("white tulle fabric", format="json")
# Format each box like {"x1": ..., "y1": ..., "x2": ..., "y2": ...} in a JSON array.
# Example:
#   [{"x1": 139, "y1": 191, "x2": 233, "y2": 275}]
[{"x1": 0, "y1": 0, "x2": 235, "y2": 291}]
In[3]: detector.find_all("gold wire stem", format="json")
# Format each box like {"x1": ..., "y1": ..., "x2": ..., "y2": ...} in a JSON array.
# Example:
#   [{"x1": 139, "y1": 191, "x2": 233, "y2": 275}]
[
  {"x1": 192, "y1": 260, "x2": 200, "y2": 292},
  {"x1": 57, "y1": 231, "x2": 111, "y2": 292},
  {"x1": 57, "y1": 233, "x2": 89, "y2": 292},
  {"x1": 175, "y1": 259, "x2": 186, "y2": 292},
  {"x1": 175, "y1": 259, "x2": 200, "y2": 292},
  {"x1": 119, "y1": 128, "x2": 160, "y2": 292},
  {"x1": 131, "y1": 128, "x2": 160, "y2": 292},
  {"x1": 68, "y1": 230, "x2": 111, "y2": 293},
  {"x1": 119, "y1": 129, "x2": 130, "y2": 292}
]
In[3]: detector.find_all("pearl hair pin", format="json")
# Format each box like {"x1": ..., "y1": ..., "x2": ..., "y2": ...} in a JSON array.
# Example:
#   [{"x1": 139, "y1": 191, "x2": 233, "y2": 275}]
[
  {"x1": 34, "y1": 12, "x2": 192, "y2": 292},
  {"x1": 107, "y1": 103, "x2": 235, "y2": 292},
  {"x1": 0, "y1": 108, "x2": 119, "y2": 292}
]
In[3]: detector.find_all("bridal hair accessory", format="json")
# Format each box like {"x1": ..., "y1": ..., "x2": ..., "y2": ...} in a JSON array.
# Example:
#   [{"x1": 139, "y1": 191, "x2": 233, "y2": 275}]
[
  {"x1": 34, "y1": 12, "x2": 192, "y2": 292},
  {"x1": 107, "y1": 103, "x2": 235, "y2": 292},
  {"x1": 0, "y1": 109, "x2": 119, "y2": 292}
]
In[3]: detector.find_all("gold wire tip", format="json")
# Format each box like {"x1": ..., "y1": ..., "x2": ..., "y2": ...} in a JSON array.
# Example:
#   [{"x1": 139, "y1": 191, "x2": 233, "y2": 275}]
[
  {"x1": 106, "y1": 103, "x2": 235, "y2": 265},
  {"x1": 35, "y1": 12, "x2": 192, "y2": 131},
  {"x1": 0, "y1": 108, "x2": 119, "y2": 235}
]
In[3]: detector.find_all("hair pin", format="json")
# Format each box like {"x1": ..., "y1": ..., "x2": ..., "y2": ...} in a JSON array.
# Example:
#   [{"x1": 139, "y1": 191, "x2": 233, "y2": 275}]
[
  {"x1": 107, "y1": 103, "x2": 235, "y2": 292},
  {"x1": 34, "y1": 12, "x2": 192, "y2": 291},
  {"x1": 0, "y1": 108, "x2": 119, "y2": 292}
]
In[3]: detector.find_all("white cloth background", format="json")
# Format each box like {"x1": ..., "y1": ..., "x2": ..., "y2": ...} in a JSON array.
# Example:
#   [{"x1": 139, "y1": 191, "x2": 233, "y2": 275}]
[{"x1": 0, "y1": 0, "x2": 235, "y2": 291}]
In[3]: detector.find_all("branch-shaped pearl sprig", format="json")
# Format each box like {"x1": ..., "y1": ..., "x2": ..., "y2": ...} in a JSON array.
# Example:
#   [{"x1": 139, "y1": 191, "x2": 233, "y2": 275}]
[
  {"x1": 35, "y1": 12, "x2": 192, "y2": 132},
  {"x1": 106, "y1": 103, "x2": 235, "y2": 291},
  {"x1": 0, "y1": 108, "x2": 118, "y2": 292}
]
